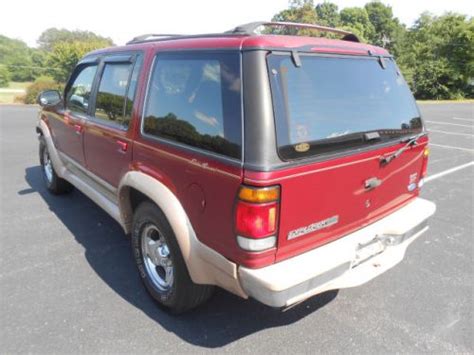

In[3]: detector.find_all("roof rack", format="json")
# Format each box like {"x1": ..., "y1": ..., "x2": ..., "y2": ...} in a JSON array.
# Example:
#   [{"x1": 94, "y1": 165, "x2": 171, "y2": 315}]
[
  {"x1": 228, "y1": 21, "x2": 360, "y2": 42},
  {"x1": 126, "y1": 34, "x2": 183, "y2": 45},
  {"x1": 126, "y1": 21, "x2": 360, "y2": 46}
]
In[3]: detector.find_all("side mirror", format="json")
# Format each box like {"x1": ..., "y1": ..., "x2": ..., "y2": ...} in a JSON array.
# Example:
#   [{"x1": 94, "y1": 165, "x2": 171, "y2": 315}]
[{"x1": 37, "y1": 90, "x2": 62, "y2": 107}]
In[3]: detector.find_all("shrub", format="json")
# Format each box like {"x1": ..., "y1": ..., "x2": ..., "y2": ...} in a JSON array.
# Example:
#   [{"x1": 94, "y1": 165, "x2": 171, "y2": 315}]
[
  {"x1": 14, "y1": 94, "x2": 26, "y2": 103},
  {"x1": 0, "y1": 66, "x2": 10, "y2": 87},
  {"x1": 24, "y1": 76, "x2": 63, "y2": 104}
]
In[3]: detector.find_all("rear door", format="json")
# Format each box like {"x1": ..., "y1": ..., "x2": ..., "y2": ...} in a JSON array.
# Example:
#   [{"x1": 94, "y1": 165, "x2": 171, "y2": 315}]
[
  {"x1": 83, "y1": 53, "x2": 143, "y2": 187},
  {"x1": 264, "y1": 53, "x2": 427, "y2": 261},
  {"x1": 49, "y1": 62, "x2": 99, "y2": 165}
]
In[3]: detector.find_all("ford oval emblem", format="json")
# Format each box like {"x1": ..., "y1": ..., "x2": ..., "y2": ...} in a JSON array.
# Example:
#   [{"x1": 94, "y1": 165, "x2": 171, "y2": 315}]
[
  {"x1": 407, "y1": 182, "x2": 417, "y2": 192},
  {"x1": 294, "y1": 143, "x2": 310, "y2": 152}
]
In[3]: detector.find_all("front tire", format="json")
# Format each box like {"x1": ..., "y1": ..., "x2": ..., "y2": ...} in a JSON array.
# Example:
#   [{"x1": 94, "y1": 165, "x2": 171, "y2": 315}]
[
  {"x1": 131, "y1": 202, "x2": 214, "y2": 313},
  {"x1": 39, "y1": 136, "x2": 73, "y2": 194}
]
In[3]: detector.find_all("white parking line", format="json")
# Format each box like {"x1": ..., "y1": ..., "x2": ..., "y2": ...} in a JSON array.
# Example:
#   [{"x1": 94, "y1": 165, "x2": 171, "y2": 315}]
[
  {"x1": 425, "y1": 161, "x2": 474, "y2": 183},
  {"x1": 453, "y1": 117, "x2": 474, "y2": 122},
  {"x1": 428, "y1": 129, "x2": 474, "y2": 137},
  {"x1": 430, "y1": 143, "x2": 474, "y2": 153},
  {"x1": 425, "y1": 120, "x2": 473, "y2": 128}
]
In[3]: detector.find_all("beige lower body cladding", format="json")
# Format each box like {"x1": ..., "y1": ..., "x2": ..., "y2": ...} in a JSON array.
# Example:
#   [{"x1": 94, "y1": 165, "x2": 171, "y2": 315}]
[{"x1": 238, "y1": 198, "x2": 436, "y2": 307}]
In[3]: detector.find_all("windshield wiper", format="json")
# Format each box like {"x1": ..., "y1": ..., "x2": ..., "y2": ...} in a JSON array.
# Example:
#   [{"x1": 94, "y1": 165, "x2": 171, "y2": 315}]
[{"x1": 380, "y1": 132, "x2": 427, "y2": 166}]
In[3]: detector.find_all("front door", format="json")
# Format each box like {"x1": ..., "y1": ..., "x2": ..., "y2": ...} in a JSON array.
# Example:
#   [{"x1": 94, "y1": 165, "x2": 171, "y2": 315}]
[{"x1": 49, "y1": 63, "x2": 99, "y2": 166}]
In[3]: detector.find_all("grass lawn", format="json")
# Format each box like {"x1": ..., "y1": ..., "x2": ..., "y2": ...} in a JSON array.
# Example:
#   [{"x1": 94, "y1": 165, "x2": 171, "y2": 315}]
[{"x1": 0, "y1": 81, "x2": 31, "y2": 104}]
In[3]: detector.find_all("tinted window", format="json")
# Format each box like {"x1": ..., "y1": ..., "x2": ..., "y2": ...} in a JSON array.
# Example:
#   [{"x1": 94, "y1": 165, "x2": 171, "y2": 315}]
[
  {"x1": 143, "y1": 52, "x2": 242, "y2": 159},
  {"x1": 95, "y1": 62, "x2": 132, "y2": 126},
  {"x1": 124, "y1": 55, "x2": 143, "y2": 122},
  {"x1": 268, "y1": 54, "x2": 421, "y2": 160},
  {"x1": 66, "y1": 65, "x2": 98, "y2": 115}
]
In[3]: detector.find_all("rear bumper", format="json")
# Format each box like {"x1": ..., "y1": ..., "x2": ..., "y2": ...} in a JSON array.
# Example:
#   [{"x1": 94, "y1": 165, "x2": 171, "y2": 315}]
[{"x1": 238, "y1": 197, "x2": 436, "y2": 307}]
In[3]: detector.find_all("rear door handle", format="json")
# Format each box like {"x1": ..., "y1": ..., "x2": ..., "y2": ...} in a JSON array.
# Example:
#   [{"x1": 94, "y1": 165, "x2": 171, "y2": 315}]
[
  {"x1": 116, "y1": 140, "x2": 128, "y2": 152},
  {"x1": 74, "y1": 124, "x2": 83, "y2": 135}
]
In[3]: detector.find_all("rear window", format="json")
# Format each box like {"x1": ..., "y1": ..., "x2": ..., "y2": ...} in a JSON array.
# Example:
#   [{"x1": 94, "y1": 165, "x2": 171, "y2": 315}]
[
  {"x1": 268, "y1": 54, "x2": 422, "y2": 160},
  {"x1": 142, "y1": 52, "x2": 242, "y2": 160}
]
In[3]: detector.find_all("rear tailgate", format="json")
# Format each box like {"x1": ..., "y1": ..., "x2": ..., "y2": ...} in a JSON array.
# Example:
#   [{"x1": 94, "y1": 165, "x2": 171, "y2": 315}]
[
  {"x1": 254, "y1": 138, "x2": 428, "y2": 262},
  {"x1": 259, "y1": 51, "x2": 428, "y2": 262}
]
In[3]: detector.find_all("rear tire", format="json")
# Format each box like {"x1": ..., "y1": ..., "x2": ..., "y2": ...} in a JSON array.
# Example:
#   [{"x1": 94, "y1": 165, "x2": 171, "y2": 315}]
[
  {"x1": 131, "y1": 201, "x2": 214, "y2": 313},
  {"x1": 39, "y1": 136, "x2": 73, "y2": 195}
]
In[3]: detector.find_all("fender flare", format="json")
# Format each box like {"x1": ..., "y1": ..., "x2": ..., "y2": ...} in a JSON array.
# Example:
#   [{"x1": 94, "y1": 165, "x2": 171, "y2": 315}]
[
  {"x1": 37, "y1": 119, "x2": 67, "y2": 179},
  {"x1": 118, "y1": 171, "x2": 247, "y2": 297}
]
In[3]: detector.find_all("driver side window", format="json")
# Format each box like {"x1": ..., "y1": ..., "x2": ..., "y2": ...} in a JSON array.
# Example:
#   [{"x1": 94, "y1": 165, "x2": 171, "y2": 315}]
[{"x1": 66, "y1": 64, "x2": 98, "y2": 115}]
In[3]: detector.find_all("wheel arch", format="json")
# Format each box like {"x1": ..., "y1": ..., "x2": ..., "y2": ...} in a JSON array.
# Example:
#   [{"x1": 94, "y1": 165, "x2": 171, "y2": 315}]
[
  {"x1": 118, "y1": 171, "x2": 247, "y2": 298},
  {"x1": 37, "y1": 119, "x2": 67, "y2": 178}
]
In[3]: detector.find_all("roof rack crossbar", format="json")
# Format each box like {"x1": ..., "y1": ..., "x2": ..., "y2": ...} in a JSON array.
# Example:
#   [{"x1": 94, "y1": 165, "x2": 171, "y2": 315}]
[
  {"x1": 228, "y1": 21, "x2": 359, "y2": 42},
  {"x1": 126, "y1": 34, "x2": 183, "y2": 45}
]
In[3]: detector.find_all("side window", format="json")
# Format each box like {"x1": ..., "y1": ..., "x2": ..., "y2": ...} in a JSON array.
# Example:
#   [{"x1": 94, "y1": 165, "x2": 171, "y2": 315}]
[
  {"x1": 124, "y1": 55, "x2": 143, "y2": 123},
  {"x1": 94, "y1": 62, "x2": 132, "y2": 127},
  {"x1": 66, "y1": 65, "x2": 98, "y2": 115},
  {"x1": 143, "y1": 52, "x2": 242, "y2": 159}
]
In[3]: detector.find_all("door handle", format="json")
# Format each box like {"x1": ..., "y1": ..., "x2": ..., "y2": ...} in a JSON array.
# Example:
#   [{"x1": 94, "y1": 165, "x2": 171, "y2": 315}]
[
  {"x1": 74, "y1": 124, "x2": 83, "y2": 135},
  {"x1": 116, "y1": 140, "x2": 128, "y2": 152}
]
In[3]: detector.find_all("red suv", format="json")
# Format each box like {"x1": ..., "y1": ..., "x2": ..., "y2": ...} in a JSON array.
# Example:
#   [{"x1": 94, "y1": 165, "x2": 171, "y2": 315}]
[{"x1": 37, "y1": 22, "x2": 436, "y2": 313}]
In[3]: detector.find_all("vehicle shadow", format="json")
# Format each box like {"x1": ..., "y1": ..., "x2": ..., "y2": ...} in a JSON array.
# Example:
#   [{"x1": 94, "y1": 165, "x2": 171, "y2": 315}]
[{"x1": 23, "y1": 165, "x2": 338, "y2": 348}]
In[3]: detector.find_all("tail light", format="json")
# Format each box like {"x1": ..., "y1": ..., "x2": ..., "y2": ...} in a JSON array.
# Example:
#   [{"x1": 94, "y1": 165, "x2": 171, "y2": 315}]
[
  {"x1": 235, "y1": 185, "x2": 280, "y2": 252},
  {"x1": 419, "y1": 146, "x2": 430, "y2": 188}
]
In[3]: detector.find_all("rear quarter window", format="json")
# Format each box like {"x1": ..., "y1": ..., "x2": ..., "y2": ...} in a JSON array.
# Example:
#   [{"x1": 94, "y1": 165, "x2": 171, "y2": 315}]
[{"x1": 142, "y1": 52, "x2": 242, "y2": 160}]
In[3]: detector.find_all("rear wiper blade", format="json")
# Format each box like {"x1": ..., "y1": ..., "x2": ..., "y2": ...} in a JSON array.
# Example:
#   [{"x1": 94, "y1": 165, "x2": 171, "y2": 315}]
[{"x1": 380, "y1": 132, "x2": 427, "y2": 166}]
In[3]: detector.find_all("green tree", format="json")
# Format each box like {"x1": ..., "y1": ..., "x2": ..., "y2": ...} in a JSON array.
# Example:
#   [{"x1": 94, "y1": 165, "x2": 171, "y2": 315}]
[
  {"x1": 315, "y1": 2, "x2": 340, "y2": 27},
  {"x1": 0, "y1": 35, "x2": 37, "y2": 81},
  {"x1": 0, "y1": 66, "x2": 10, "y2": 87},
  {"x1": 397, "y1": 12, "x2": 474, "y2": 99},
  {"x1": 269, "y1": 2, "x2": 473, "y2": 99},
  {"x1": 339, "y1": 7, "x2": 375, "y2": 42},
  {"x1": 46, "y1": 40, "x2": 111, "y2": 82},
  {"x1": 364, "y1": 1, "x2": 405, "y2": 54},
  {"x1": 38, "y1": 28, "x2": 114, "y2": 51},
  {"x1": 271, "y1": 0, "x2": 318, "y2": 36}
]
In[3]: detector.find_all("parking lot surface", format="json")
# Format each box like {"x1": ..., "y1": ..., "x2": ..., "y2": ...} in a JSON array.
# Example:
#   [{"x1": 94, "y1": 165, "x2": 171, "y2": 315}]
[{"x1": 0, "y1": 103, "x2": 473, "y2": 353}]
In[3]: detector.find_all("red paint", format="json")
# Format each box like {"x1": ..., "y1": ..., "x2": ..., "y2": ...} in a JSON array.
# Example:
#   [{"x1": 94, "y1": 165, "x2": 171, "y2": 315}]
[
  {"x1": 46, "y1": 109, "x2": 85, "y2": 165},
  {"x1": 244, "y1": 137, "x2": 428, "y2": 264},
  {"x1": 82, "y1": 121, "x2": 132, "y2": 187},
  {"x1": 42, "y1": 33, "x2": 427, "y2": 270},
  {"x1": 132, "y1": 137, "x2": 244, "y2": 262}
]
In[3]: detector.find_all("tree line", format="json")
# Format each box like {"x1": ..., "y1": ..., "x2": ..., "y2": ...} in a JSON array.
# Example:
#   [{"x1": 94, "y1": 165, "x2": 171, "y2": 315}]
[
  {"x1": 0, "y1": 29, "x2": 113, "y2": 88},
  {"x1": 271, "y1": 0, "x2": 473, "y2": 99},
  {"x1": 0, "y1": 1, "x2": 472, "y2": 100}
]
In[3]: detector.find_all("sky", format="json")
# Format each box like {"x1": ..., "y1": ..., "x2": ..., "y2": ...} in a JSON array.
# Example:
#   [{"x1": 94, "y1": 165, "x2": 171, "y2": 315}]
[{"x1": 1, "y1": 0, "x2": 473, "y2": 47}]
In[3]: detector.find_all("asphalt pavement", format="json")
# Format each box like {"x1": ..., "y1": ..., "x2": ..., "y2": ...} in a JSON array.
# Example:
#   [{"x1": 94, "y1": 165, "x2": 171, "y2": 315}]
[{"x1": 0, "y1": 103, "x2": 473, "y2": 353}]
